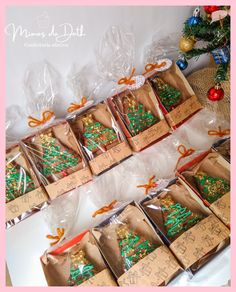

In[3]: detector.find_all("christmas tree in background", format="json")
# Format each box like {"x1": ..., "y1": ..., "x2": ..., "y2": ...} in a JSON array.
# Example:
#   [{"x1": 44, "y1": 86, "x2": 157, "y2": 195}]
[
  {"x1": 6, "y1": 162, "x2": 35, "y2": 203},
  {"x1": 116, "y1": 224, "x2": 157, "y2": 271},
  {"x1": 82, "y1": 114, "x2": 118, "y2": 154},
  {"x1": 176, "y1": 6, "x2": 230, "y2": 101},
  {"x1": 39, "y1": 132, "x2": 81, "y2": 179},
  {"x1": 68, "y1": 249, "x2": 96, "y2": 286},
  {"x1": 151, "y1": 77, "x2": 182, "y2": 112},
  {"x1": 160, "y1": 195, "x2": 202, "y2": 239},
  {"x1": 124, "y1": 95, "x2": 158, "y2": 136},
  {"x1": 194, "y1": 172, "x2": 230, "y2": 204}
]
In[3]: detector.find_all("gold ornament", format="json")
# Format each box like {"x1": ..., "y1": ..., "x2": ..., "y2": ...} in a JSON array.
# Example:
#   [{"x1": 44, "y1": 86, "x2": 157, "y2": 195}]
[{"x1": 179, "y1": 36, "x2": 195, "y2": 52}]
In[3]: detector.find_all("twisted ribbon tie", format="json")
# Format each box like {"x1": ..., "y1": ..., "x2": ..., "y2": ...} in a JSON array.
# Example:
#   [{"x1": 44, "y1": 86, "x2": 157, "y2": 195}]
[
  {"x1": 175, "y1": 144, "x2": 195, "y2": 169},
  {"x1": 137, "y1": 175, "x2": 158, "y2": 195},
  {"x1": 144, "y1": 62, "x2": 167, "y2": 74},
  {"x1": 28, "y1": 110, "x2": 55, "y2": 128},
  {"x1": 92, "y1": 200, "x2": 117, "y2": 218},
  {"x1": 67, "y1": 96, "x2": 87, "y2": 113},
  {"x1": 208, "y1": 126, "x2": 230, "y2": 137},
  {"x1": 46, "y1": 228, "x2": 65, "y2": 247},
  {"x1": 118, "y1": 68, "x2": 136, "y2": 85}
]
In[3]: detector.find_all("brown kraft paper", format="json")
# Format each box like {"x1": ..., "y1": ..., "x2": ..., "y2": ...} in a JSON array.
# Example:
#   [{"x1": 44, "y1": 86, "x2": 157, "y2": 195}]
[
  {"x1": 92, "y1": 204, "x2": 162, "y2": 279},
  {"x1": 41, "y1": 231, "x2": 117, "y2": 286},
  {"x1": 45, "y1": 166, "x2": 92, "y2": 200},
  {"x1": 117, "y1": 245, "x2": 180, "y2": 286},
  {"x1": 170, "y1": 214, "x2": 230, "y2": 269},
  {"x1": 6, "y1": 187, "x2": 48, "y2": 221},
  {"x1": 81, "y1": 269, "x2": 117, "y2": 286},
  {"x1": 210, "y1": 192, "x2": 230, "y2": 227},
  {"x1": 180, "y1": 152, "x2": 230, "y2": 225},
  {"x1": 93, "y1": 204, "x2": 182, "y2": 285},
  {"x1": 165, "y1": 95, "x2": 203, "y2": 127},
  {"x1": 89, "y1": 141, "x2": 132, "y2": 175},
  {"x1": 128, "y1": 119, "x2": 170, "y2": 152}
]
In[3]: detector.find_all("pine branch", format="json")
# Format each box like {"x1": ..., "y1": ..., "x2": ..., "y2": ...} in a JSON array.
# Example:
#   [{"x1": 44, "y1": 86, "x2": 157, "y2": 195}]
[
  {"x1": 184, "y1": 43, "x2": 217, "y2": 59},
  {"x1": 215, "y1": 63, "x2": 229, "y2": 83}
]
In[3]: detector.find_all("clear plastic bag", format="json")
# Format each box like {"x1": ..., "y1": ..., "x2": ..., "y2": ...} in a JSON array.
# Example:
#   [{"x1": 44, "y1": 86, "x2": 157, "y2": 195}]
[
  {"x1": 212, "y1": 138, "x2": 230, "y2": 162},
  {"x1": 41, "y1": 230, "x2": 117, "y2": 286},
  {"x1": 6, "y1": 107, "x2": 49, "y2": 228},
  {"x1": 178, "y1": 151, "x2": 230, "y2": 227},
  {"x1": 42, "y1": 189, "x2": 81, "y2": 242},
  {"x1": 66, "y1": 63, "x2": 95, "y2": 116},
  {"x1": 142, "y1": 34, "x2": 202, "y2": 128},
  {"x1": 143, "y1": 32, "x2": 179, "y2": 65},
  {"x1": 178, "y1": 108, "x2": 230, "y2": 150},
  {"x1": 92, "y1": 202, "x2": 182, "y2": 286},
  {"x1": 6, "y1": 142, "x2": 49, "y2": 228},
  {"x1": 21, "y1": 60, "x2": 92, "y2": 199},
  {"x1": 24, "y1": 60, "x2": 60, "y2": 126},
  {"x1": 96, "y1": 25, "x2": 169, "y2": 151},
  {"x1": 141, "y1": 178, "x2": 230, "y2": 274},
  {"x1": 6, "y1": 105, "x2": 30, "y2": 145},
  {"x1": 96, "y1": 25, "x2": 135, "y2": 83}
]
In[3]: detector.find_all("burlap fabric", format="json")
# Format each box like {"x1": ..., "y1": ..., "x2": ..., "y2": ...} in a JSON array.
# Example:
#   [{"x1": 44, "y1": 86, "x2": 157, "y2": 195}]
[{"x1": 187, "y1": 67, "x2": 230, "y2": 122}]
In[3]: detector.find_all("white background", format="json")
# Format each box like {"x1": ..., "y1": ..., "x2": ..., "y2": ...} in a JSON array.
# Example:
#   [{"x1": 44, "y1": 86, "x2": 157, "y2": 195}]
[
  {"x1": 6, "y1": 6, "x2": 209, "y2": 111},
  {"x1": 6, "y1": 6, "x2": 230, "y2": 287}
]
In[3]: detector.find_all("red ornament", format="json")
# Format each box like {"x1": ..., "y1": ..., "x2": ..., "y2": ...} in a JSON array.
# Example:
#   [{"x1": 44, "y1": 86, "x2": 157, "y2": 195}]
[
  {"x1": 204, "y1": 6, "x2": 220, "y2": 14},
  {"x1": 207, "y1": 84, "x2": 224, "y2": 101}
]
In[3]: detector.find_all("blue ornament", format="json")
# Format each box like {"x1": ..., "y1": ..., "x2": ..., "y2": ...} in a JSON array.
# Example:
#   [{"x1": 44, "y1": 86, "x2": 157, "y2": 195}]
[
  {"x1": 187, "y1": 16, "x2": 201, "y2": 26},
  {"x1": 176, "y1": 58, "x2": 188, "y2": 70},
  {"x1": 187, "y1": 7, "x2": 201, "y2": 26}
]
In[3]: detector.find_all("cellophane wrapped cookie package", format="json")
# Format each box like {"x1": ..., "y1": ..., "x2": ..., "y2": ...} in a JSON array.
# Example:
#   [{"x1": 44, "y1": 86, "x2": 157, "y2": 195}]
[
  {"x1": 6, "y1": 143, "x2": 48, "y2": 226},
  {"x1": 140, "y1": 178, "x2": 230, "y2": 273},
  {"x1": 41, "y1": 231, "x2": 117, "y2": 286},
  {"x1": 177, "y1": 151, "x2": 230, "y2": 227},
  {"x1": 68, "y1": 102, "x2": 132, "y2": 175},
  {"x1": 92, "y1": 202, "x2": 182, "y2": 286}
]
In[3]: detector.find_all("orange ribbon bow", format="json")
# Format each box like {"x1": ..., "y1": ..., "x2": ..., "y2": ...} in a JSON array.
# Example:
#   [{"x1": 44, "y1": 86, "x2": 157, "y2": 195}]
[
  {"x1": 92, "y1": 200, "x2": 117, "y2": 218},
  {"x1": 118, "y1": 68, "x2": 136, "y2": 85},
  {"x1": 28, "y1": 110, "x2": 55, "y2": 128},
  {"x1": 144, "y1": 62, "x2": 167, "y2": 74},
  {"x1": 175, "y1": 144, "x2": 195, "y2": 169},
  {"x1": 46, "y1": 228, "x2": 65, "y2": 247},
  {"x1": 137, "y1": 175, "x2": 158, "y2": 195},
  {"x1": 67, "y1": 96, "x2": 87, "y2": 113},
  {"x1": 208, "y1": 127, "x2": 230, "y2": 137}
]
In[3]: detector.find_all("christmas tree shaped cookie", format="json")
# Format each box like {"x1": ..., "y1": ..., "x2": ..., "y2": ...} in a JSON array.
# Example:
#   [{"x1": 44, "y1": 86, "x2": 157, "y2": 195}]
[
  {"x1": 151, "y1": 77, "x2": 181, "y2": 112},
  {"x1": 82, "y1": 114, "x2": 118, "y2": 154},
  {"x1": 116, "y1": 224, "x2": 157, "y2": 271},
  {"x1": 68, "y1": 249, "x2": 97, "y2": 286},
  {"x1": 38, "y1": 132, "x2": 81, "y2": 179},
  {"x1": 6, "y1": 161, "x2": 35, "y2": 203},
  {"x1": 194, "y1": 172, "x2": 230, "y2": 204},
  {"x1": 160, "y1": 195, "x2": 202, "y2": 239},
  {"x1": 123, "y1": 95, "x2": 158, "y2": 136}
]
